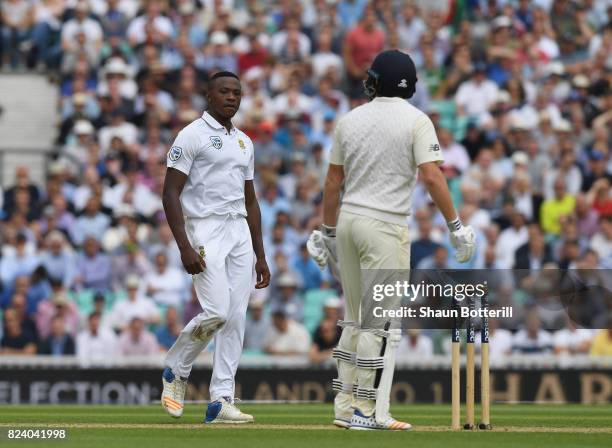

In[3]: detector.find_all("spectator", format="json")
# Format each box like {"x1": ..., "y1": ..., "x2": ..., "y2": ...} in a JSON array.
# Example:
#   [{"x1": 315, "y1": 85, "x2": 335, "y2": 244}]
[
  {"x1": 455, "y1": 62, "x2": 499, "y2": 118},
  {"x1": 74, "y1": 236, "x2": 112, "y2": 292},
  {"x1": 108, "y1": 275, "x2": 161, "y2": 331},
  {"x1": 38, "y1": 230, "x2": 76, "y2": 288},
  {"x1": 269, "y1": 272, "x2": 304, "y2": 322},
  {"x1": 397, "y1": 329, "x2": 434, "y2": 359},
  {"x1": 117, "y1": 317, "x2": 159, "y2": 356},
  {"x1": 477, "y1": 318, "x2": 513, "y2": 363},
  {"x1": 76, "y1": 311, "x2": 118, "y2": 361},
  {"x1": 292, "y1": 242, "x2": 323, "y2": 291},
  {"x1": 343, "y1": 5, "x2": 385, "y2": 99},
  {"x1": 37, "y1": 315, "x2": 76, "y2": 355},
  {"x1": 72, "y1": 196, "x2": 111, "y2": 246},
  {"x1": 60, "y1": 2, "x2": 102, "y2": 58},
  {"x1": 309, "y1": 318, "x2": 341, "y2": 363},
  {"x1": 590, "y1": 326, "x2": 612, "y2": 357},
  {"x1": 0, "y1": 233, "x2": 39, "y2": 288},
  {"x1": 540, "y1": 177, "x2": 576, "y2": 235},
  {"x1": 1, "y1": 0, "x2": 34, "y2": 69},
  {"x1": 495, "y1": 211, "x2": 529, "y2": 269},
  {"x1": 514, "y1": 224, "x2": 554, "y2": 270},
  {"x1": 0, "y1": 308, "x2": 37, "y2": 355},
  {"x1": 263, "y1": 310, "x2": 311, "y2": 356},
  {"x1": 36, "y1": 288, "x2": 79, "y2": 339},
  {"x1": 244, "y1": 298, "x2": 269, "y2": 352},
  {"x1": 8, "y1": 292, "x2": 37, "y2": 339},
  {"x1": 182, "y1": 287, "x2": 201, "y2": 325},
  {"x1": 554, "y1": 319, "x2": 593, "y2": 355},
  {"x1": 589, "y1": 215, "x2": 612, "y2": 264},
  {"x1": 126, "y1": 0, "x2": 173, "y2": 47},
  {"x1": 155, "y1": 306, "x2": 181, "y2": 350},
  {"x1": 142, "y1": 251, "x2": 186, "y2": 307},
  {"x1": 2, "y1": 167, "x2": 39, "y2": 215},
  {"x1": 512, "y1": 311, "x2": 554, "y2": 354}
]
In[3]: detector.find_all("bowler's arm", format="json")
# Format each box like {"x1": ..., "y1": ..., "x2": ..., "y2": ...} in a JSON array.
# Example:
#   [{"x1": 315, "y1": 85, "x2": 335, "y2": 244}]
[
  {"x1": 162, "y1": 168, "x2": 205, "y2": 274},
  {"x1": 245, "y1": 180, "x2": 270, "y2": 288}
]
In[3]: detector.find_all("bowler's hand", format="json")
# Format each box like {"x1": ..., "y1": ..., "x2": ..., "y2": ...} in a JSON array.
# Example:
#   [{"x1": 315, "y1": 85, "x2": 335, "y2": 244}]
[
  {"x1": 181, "y1": 247, "x2": 206, "y2": 274},
  {"x1": 255, "y1": 258, "x2": 270, "y2": 289}
]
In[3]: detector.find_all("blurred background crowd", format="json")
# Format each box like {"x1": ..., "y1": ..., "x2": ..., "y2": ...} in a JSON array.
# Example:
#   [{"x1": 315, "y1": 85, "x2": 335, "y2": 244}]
[{"x1": 1, "y1": 0, "x2": 612, "y2": 363}]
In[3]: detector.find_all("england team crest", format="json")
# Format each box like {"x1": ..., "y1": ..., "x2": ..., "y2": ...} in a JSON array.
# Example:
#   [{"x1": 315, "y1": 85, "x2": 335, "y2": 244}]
[{"x1": 210, "y1": 136, "x2": 223, "y2": 149}]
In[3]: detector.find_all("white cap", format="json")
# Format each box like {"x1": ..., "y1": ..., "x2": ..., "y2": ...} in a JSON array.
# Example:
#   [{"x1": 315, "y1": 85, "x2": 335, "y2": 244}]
[
  {"x1": 496, "y1": 90, "x2": 511, "y2": 103},
  {"x1": 74, "y1": 119, "x2": 94, "y2": 135},
  {"x1": 125, "y1": 274, "x2": 140, "y2": 289},
  {"x1": 105, "y1": 57, "x2": 129, "y2": 76},
  {"x1": 324, "y1": 297, "x2": 342, "y2": 309},
  {"x1": 553, "y1": 119, "x2": 572, "y2": 133},
  {"x1": 512, "y1": 151, "x2": 529, "y2": 165},
  {"x1": 244, "y1": 66, "x2": 264, "y2": 82},
  {"x1": 546, "y1": 61, "x2": 565, "y2": 76},
  {"x1": 572, "y1": 74, "x2": 589, "y2": 88},
  {"x1": 46, "y1": 230, "x2": 66, "y2": 244},
  {"x1": 509, "y1": 114, "x2": 529, "y2": 130},
  {"x1": 210, "y1": 31, "x2": 229, "y2": 46},
  {"x1": 492, "y1": 16, "x2": 512, "y2": 29},
  {"x1": 115, "y1": 203, "x2": 136, "y2": 218},
  {"x1": 276, "y1": 273, "x2": 298, "y2": 288}
]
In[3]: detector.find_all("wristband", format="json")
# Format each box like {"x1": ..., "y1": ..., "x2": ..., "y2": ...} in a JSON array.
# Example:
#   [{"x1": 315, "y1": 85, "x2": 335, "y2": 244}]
[
  {"x1": 322, "y1": 224, "x2": 336, "y2": 237},
  {"x1": 447, "y1": 218, "x2": 462, "y2": 232}
]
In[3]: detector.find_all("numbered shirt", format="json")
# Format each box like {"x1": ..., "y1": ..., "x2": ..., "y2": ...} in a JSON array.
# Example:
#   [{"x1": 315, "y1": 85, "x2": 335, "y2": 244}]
[
  {"x1": 167, "y1": 112, "x2": 254, "y2": 218},
  {"x1": 329, "y1": 97, "x2": 443, "y2": 225}
]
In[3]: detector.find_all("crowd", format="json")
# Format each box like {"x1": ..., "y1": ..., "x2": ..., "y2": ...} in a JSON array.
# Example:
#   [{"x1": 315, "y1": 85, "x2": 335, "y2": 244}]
[{"x1": 1, "y1": 0, "x2": 612, "y2": 361}]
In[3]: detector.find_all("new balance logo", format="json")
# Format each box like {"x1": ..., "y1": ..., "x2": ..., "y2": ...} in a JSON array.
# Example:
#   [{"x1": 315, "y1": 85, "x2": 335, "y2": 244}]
[{"x1": 398, "y1": 79, "x2": 408, "y2": 88}]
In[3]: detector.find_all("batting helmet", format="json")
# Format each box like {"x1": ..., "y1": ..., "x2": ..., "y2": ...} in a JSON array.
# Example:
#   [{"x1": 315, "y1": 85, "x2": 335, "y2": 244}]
[{"x1": 363, "y1": 50, "x2": 417, "y2": 100}]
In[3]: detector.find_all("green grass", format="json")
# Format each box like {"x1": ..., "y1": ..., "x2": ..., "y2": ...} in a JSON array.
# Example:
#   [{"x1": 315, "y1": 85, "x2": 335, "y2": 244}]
[{"x1": 1, "y1": 404, "x2": 611, "y2": 448}]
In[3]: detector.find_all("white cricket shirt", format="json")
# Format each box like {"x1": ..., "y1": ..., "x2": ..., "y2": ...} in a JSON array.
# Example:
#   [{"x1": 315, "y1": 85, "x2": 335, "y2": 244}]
[
  {"x1": 329, "y1": 97, "x2": 443, "y2": 225},
  {"x1": 167, "y1": 111, "x2": 254, "y2": 218}
]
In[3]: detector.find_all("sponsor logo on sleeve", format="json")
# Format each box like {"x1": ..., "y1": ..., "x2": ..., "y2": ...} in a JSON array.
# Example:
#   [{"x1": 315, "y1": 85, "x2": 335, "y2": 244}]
[
  {"x1": 168, "y1": 146, "x2": 182, "y2": 161},
  {"x1": 429, "y1": 143, "x2": 440, "y2": 152}
]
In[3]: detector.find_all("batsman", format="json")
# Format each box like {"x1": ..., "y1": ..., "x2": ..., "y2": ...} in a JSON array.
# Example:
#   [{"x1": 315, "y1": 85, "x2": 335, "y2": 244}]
[{"x1": 308, "y1": 50, "x2": 476, "y2": 430}]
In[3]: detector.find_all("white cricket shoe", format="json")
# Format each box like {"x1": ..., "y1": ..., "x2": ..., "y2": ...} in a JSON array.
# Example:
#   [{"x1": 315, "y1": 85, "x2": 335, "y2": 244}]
[
  {"x1": 204, "y1": 397, "x2": 254, "y2": 424},
  {"x1": 333, "y1": 411, "x2": 353, "y2": 429},
  {"x1": 161, "y1": 368, "x2": 187, "y2": 418},
  {"x1": 349, "y1": 410, "x2": 412, "y2": 431}
]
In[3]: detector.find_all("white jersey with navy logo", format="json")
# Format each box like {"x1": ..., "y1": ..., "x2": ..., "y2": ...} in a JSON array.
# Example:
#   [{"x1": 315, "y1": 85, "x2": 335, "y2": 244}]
[
  {"x1": 167, "y1": 111, "x2": 254, "y2": 218},
  {"x1": 329, "y1": 97, "x2": 443, "y2": 225}
]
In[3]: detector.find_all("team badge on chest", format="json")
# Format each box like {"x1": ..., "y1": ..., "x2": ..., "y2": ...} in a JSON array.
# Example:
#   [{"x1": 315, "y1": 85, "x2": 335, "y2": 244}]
[
  {"x1": 238, "y1": 139, "x2": 246, "y2": 151},
  {"x1": 210, "y1": 136, "x2": 223, "y2": 149}
]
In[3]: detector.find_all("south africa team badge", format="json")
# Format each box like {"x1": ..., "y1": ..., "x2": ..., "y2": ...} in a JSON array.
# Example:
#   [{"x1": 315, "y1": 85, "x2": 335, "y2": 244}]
[
  {"x1": 168, "y1": 146, "x2": 182, "y2": 161},
  {"x1": 210, "y1": 136, "x2": 223, "y2": 149}
]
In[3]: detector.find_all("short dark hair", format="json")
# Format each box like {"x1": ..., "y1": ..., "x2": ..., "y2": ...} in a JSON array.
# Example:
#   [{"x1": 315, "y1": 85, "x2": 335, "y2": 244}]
[{"x1": 209, "y1": 71, "x2": 240, "y2": 88}]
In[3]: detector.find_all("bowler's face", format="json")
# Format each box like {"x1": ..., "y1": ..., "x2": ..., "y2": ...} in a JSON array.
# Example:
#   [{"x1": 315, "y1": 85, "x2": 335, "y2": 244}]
[{"x1": 208, "y1": 77, "x2": 242, "y2": 120}]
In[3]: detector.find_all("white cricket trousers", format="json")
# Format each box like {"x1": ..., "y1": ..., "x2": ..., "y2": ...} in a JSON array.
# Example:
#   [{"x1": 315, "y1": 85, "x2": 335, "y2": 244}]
[{"x1": 165, "y1": 214, "x2": 255, "y2": 401}]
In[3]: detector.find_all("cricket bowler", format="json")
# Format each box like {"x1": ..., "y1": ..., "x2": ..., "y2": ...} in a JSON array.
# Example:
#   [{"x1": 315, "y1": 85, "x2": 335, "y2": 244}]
[
  {"x1": 308, "y1": 50, "x2": 476, "y2": 430},
  {"x1": 160, "y1": 71, "x2": 270, "y2": 423}
]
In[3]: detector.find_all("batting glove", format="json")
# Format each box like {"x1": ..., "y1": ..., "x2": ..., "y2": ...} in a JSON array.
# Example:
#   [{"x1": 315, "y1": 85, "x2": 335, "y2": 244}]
[
  {"x1": 307, "y1": 230, "x2": 328, "y2": 268},
  {"x1": 449, "y1": 220, "x2": 476, "y2": 263},
  {"x1": 307, "y1": 225, "x2": 338, "y2": 270}
]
